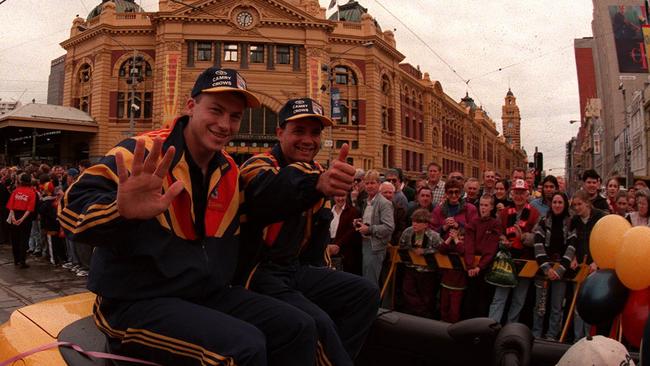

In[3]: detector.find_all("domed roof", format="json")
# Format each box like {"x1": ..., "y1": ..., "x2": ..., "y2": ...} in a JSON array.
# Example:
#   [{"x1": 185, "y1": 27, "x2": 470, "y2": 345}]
[
  {"x1": 506, "y1": 88, "x2": 514, "y2": 97},
  {"x1": 329, "y1": 1, "x2": 382, "y2": 31},
  {"x1": 461, "y1": 92, "x2": 476, "y2": 110},
  {"x1": 87, "y1": 0, "x2": 144, "y2": 21}
]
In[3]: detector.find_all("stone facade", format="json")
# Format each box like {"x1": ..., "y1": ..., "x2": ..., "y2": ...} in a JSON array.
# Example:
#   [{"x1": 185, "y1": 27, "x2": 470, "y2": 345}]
[{"x1": 58, "y1": 0, "x2": 526, "y2": 178}]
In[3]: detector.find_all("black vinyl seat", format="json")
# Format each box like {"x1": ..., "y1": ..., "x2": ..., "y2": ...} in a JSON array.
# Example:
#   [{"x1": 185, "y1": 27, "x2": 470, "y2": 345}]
[{"x1": 58, "y1": 316, "x2": 114, "y2": 366}]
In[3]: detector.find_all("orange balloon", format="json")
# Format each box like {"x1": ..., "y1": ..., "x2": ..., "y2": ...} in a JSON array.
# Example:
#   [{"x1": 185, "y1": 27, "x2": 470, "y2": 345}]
[
  {"x1": 589, "y1": 214, "x2": 632, "y2": 269},
  {"x1": 616, "y1": 226, "x2": 650, "y2": 290}
]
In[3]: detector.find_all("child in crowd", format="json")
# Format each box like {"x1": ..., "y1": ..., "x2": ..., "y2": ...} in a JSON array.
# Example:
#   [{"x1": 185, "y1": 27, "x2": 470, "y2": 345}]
[
  {"x1": 399, "y1": 208, "x2": 442, "y2": 318},
  {"x1": 463, "y1": 194, "x2": 503, "y2": 319},
  {"x1": 438, "y1": 227, "x2": 466, "y2": 323}
]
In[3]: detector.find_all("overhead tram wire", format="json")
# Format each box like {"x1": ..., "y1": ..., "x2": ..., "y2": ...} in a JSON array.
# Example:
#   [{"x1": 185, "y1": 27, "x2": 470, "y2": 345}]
[
  {"x1": 372, "y1": 0, "x2": 484, "y2": 106},
  {"x1": 454, "y1": 26, "x2": 620, "y2": 85},
  {"x1": 170, "y1": 0, "x2": 484, "y2": 108},
  {"x1": 78, "y1": 0, "x2": 88, "y2": 13}
]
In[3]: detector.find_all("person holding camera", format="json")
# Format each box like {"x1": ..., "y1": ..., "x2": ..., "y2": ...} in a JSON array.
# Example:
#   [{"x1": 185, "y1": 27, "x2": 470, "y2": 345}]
[
  {"x1": 355, "y1": 169, "x2": 394, "y2": 286},
  {"x1": 489, "y1": 179, "x2": 540, "y2": 324}
]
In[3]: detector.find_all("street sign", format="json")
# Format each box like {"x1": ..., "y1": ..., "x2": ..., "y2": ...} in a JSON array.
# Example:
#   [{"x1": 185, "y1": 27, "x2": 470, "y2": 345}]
[{"x1": 619, "y1": 75, "x2": 637, "y2": 81}]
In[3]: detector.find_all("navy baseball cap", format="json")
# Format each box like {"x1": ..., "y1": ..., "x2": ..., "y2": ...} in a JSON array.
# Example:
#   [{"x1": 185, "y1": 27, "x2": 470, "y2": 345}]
[
  {"x1": 191, "y1": 67, "x2": 260, "y2": 108},
  {"x1": 279, "y1": 98, "x2": 333, "y2": 128}
]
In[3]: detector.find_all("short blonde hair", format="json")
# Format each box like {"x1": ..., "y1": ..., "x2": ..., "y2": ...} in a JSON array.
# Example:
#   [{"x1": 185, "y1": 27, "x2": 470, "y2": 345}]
[{"x1": 364, "y1": 169, "x2": 380, "y2": 182}]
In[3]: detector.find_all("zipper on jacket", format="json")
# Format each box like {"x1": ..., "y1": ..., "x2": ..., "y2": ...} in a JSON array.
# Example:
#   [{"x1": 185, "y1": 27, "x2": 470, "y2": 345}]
[{"x1": 201, "y1": 238, "x2": 210, "y2": 271}]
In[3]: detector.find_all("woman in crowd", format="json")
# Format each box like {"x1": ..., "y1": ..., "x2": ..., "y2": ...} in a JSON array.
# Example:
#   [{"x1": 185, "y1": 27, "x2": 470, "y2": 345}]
[
  {"x1": 328, "y1": 194, "x2": 362, "y2": 275},
  {"x1": 614, "y1": 191, "x2": 629, "y2": 216},
  {"x1": 6, "y1": 173, "x2": 38, "y2": 268},
  {"x1": 570, "y1": 190, "x2": 607, "y2": 340},
  {"x1": 492, "y1": 180, "x2": 514, "y2": 217},
  {"x1": 605, "y1": 177, "x2": 620, "y2": 213},
  {"x1": 626, "y1": 188, "x2": 650, "y2": 227},
  {"x1": 532, "y1": 192, "x2": 576, "y2": 340},
  {"x1": 627, "y1": 187, "x2": 637, "y2": 212},
  {"x1": 431, "y1": 179, "x2": 478, "y2": 238}
]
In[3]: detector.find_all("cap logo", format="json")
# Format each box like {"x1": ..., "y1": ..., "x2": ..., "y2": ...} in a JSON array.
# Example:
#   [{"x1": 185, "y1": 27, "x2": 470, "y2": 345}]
[
  {"x1": 214, "y1": 70, "x2": 228, "y2": 76},
  {"x1": 236, "y1": 74, "x2": 247, "y2": 90},
  {"x1": 311, "y1": 101, "x2": 323, "y2": 116},
  {"x1": 211, "y1": 73, "x2": 233, "y2": 87},
  {"x1": 292, "y1": 100, "x2": 310, "y2": 114}
]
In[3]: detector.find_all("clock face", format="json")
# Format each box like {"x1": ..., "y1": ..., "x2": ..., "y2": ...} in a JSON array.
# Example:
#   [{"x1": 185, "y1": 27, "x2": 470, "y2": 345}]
[{"x1": 236, "y1": 11, "x2": 253, "y2": 28}]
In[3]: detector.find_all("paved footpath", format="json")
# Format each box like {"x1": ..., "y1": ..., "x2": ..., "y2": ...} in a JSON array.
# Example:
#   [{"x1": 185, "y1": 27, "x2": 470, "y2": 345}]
[{"x1": 0, "y1": 243, "x2": 88, "y2": 324}]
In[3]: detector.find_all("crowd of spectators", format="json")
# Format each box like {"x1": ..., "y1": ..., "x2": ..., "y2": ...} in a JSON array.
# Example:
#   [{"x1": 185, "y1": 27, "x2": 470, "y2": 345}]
[
  {"x1": 0, "y1": 160, "x2": 92, "y2": 275},
  {"x1": 326, "y1": 163, "x2": 650, "y2": 343}
]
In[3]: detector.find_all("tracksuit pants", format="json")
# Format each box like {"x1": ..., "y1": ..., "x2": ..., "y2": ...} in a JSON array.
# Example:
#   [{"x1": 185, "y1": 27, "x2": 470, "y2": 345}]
[
  {"x1": 402, "y1": 267, "x2": 437, "y2": 318},
  {"x1": 250, "y1": 263, "x2": 380, "y2": 366},
  {"x1": 9, "y1": 221, "x2": 30, "y2": 265},
  {"x1": 94, "y1": 286, "x2": 317, "y2": 366}
]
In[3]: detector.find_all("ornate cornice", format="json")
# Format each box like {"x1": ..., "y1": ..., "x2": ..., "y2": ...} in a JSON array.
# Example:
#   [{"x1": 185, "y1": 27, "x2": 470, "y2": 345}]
[
  {"x1": 61, "y1": 26, "x2": 154, "y2": 49},
  {"x1": 328, "y1": 36, "x2": 404, "y2": 61},
  {"x1": 150, "y1": 0, "x2": 334, "y2": 31}
]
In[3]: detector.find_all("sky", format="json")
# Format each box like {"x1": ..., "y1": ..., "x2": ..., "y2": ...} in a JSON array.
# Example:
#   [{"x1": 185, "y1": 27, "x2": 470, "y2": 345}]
[{"x1": 0, "y1": 0, "x2": 593, "y2": 176}]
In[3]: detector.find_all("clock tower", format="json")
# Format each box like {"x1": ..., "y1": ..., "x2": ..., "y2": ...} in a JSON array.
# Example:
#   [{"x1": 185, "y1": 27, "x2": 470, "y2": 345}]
[{"x1": 501, "y1": 88, "x2": 521, "y2": 150}]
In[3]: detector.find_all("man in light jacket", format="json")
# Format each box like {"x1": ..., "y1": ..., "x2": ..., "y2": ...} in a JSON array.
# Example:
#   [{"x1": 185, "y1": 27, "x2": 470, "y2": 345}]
[{"x1": 355, "y1": 169, "x2": 394, "y2": 285}]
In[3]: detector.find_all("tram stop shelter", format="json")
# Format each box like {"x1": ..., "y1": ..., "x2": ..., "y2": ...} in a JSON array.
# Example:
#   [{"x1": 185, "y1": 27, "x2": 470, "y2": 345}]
[{"x1": 0, "y1": 103, "x2": 97, "y2": 166}]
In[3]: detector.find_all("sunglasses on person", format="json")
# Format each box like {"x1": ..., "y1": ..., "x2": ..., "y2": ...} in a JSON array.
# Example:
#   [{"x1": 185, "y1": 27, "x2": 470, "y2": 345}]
[
  {"x1": 446, "y1": 189, "x2": 461, "y2": 196},
  {"x1": 387, "y1": 178, "x2": 398, "y2": 183}
]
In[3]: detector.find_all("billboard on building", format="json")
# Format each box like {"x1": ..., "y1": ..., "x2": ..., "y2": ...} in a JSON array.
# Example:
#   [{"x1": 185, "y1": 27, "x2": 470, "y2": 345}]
[{"x1": 609, "y1": 5, "x2": 648, "y2": 73}]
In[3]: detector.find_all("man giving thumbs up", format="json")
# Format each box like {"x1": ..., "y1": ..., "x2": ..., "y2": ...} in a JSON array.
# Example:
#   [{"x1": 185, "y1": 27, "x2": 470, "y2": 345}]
[{"x1": 238, "y1": 98, "x2": 379, "y2": 366}]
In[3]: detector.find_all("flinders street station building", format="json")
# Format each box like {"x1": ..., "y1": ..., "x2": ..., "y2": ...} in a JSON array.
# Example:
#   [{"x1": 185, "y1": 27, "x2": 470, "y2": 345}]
[{"x1": 1, "y1": 0, "x2": 526, "y2": 179}]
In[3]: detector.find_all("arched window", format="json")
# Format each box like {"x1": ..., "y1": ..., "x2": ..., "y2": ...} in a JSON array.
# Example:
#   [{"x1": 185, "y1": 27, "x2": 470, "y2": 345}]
[
  {"x1": 432, "y1": 127, "x2": 439, "y2": 147},
  {"x1": 334, "y1": 66, "x2": 357, "y2": 85},
  {"x1": 115, "y1": 56, "x2": 154, "y2": 120},
  {"x1": 381, "y1": 75, "x2": 391, "y2": 95},
  {"x1": 73, "y1": 63, "x2": 92, "y2": 113},
  {"x1": 381, "y1": 74, "x2": 392, "y2": 131},
  {"x1": 79, "y1": 64, "x2": 91, "y2": 84},
  {"x1": 119, "y1": 57, "x2": 152, "y2": 79},
  {"x1": 333, "y1": 65, "x2": 360, "y2": 126}
]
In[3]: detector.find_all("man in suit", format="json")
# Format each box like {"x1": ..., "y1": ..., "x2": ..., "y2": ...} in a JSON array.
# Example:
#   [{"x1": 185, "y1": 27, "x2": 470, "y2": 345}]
[{"x1": 355, "y1": 169, "x2": 395, "y2": 286}]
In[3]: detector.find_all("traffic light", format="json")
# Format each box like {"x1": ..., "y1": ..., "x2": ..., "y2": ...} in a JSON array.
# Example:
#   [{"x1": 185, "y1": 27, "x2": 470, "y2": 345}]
[
  {"x1": 534, "y1": 152, "x2": 543, "y2": 187},
  {"x1": 534, "y1": 152, "x2": 543, "y2": 172}
]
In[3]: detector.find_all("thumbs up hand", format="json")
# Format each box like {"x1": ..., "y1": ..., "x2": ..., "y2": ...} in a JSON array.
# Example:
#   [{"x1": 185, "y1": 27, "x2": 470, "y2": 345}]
[{"x1": 316, "y1": 143, "x2": 356, "y2": 197}]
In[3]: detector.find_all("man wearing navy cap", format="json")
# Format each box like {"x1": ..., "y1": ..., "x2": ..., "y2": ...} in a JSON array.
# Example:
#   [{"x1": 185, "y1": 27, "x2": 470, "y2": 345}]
[
  {"x1": 239, "y1": 98, "x2": 380, "y2": 366},
  {"x1": 59, "y1": 68, "x2": 317, "y2": 366}
]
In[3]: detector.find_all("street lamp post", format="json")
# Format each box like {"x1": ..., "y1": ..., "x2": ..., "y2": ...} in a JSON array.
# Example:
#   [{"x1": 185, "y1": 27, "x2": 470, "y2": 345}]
[{"x1": 621, "y1": 86, "x2": 632, "y2": 187}]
